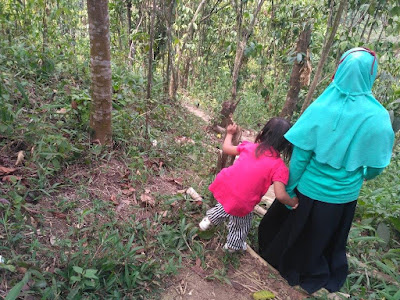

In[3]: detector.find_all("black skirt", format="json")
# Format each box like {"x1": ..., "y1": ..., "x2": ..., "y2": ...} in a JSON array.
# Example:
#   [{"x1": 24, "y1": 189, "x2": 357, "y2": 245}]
[{"x1": 258, "y1": 190, "x2": 357, "y2": 294}]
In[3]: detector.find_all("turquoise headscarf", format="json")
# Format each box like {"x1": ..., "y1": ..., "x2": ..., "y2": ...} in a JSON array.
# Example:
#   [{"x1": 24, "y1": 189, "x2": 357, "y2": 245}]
[{"x1": 285, "y1": 47, "x2": 394, "y2": 171}]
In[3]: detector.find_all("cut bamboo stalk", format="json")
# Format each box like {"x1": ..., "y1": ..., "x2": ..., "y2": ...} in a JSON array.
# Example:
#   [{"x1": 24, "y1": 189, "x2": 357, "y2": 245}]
[{"x1": 186, "y1": 187, "x2": 203, "y2": 205}]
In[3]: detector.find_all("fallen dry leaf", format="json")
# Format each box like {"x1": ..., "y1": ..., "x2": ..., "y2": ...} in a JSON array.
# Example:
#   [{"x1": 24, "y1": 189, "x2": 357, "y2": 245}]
[
  {"x1": 2, "y1": 175, "x2": 22, "y2": 183},
  {"x1": 50, "y1": 236, "x2": 56, "y2": 245},
  {"x1": 56, "y1": 108, "x2": 67, "y2": 114},
  {"x1": 195, "y1": 257, "x2": 201, "y2": 268},
  {"x1": 140, "y1": 193, "x2": 155, "y2": 206},
  {"x1": 30, "y1": 216, "x2": 38, "y2": 228},
  {"x1": 168, "y1": 177, "x2": 183, "y2": 186},
  {"x1": 0, "y1": 198, "x2": 10, "y2": 205},
  {"x1": 0, "y1": 166, "x2": 16, "y2": 175},
  {"x1": 71, "y1": 100, "x2": 78, "y2": 110},
  {"x1": 110, "y1": 195, "x2": 119, "y2": 205},
  {"x1": 15, "y1": 151, "x2": 25, "y2": 166},
  {"x1": 51, "y1": 211, "x2": 67, "y2": 219},
  {"x1": 122, "y1": 188, "x2": 135, "y2": 196},
  {"x1": 116, "y1": 199, "x2": 132, "y2": 212},
  {"x1": 17, "y1": 267, "x2": 27, "y2": 274}
]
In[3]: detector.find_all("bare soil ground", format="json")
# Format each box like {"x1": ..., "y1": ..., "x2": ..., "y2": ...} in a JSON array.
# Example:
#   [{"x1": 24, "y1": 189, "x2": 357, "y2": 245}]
[{"x1": 161, "y1": 252, "x2": 306, "y2": 300}]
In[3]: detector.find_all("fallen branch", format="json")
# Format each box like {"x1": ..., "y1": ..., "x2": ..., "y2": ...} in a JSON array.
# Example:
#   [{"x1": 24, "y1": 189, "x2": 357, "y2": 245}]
[{"x1": 211, "y1": 124, "x2": 226, "y2": 134}]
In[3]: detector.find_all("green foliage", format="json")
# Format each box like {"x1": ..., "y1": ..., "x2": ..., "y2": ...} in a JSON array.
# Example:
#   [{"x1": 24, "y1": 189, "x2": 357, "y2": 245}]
[{"x1": 343, "y1": 142, "x2": 400, "y2": 297}]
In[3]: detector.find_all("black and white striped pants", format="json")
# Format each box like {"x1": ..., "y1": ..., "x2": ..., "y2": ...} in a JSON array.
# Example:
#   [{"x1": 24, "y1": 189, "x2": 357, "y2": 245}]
[{"x1": 206, "y1": 203, "x2": 253, "y2": 250}]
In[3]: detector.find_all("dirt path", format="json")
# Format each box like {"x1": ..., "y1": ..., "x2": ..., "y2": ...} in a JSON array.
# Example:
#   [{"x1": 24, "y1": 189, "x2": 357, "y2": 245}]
[
  {"x1": 160, "y1": 102, "x2": 308, "y2": 300},
  {"x1": 182, "y1": 103, "x2": 257, "y2": 142}
]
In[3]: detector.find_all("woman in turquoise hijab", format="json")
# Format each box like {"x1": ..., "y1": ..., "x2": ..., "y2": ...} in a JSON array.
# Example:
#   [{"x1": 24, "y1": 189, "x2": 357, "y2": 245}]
[{"x1": 258, "y1": 48, "x2": 394, "y2": 294}]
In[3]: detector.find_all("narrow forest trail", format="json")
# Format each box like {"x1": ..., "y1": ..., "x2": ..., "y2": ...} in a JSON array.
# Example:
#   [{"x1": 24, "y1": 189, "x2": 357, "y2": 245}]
[
  {"x1": 182, "y1": 102, "x2": 257, "y2": 143},
  {"x1": 160, "y1": 102, "x2": 307, "y2": 300}
]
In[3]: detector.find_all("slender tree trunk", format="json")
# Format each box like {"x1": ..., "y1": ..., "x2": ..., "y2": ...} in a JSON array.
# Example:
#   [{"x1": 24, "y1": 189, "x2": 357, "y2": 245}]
[
  {"x1": 169, "y1": 0, "x2": 206, "y2": 99},
  {"x1": 87, "y1": 0, "x2": 112, "y2": 145},
  {"x1": 219, "y1": 0, "x2": 265, "y2": 127},
  {"x1": 145, "y1": 0, "x2": 155, "y2": 138},
  {"x1": 366, "y1": 2, "x2": 382, "y2": 43},
  {"x1": 42, "y1": 0, "x2": 48, "y2": 55},
  {"x1": 146, "y1": 0, "x2": 155, "y2": 100},
  {"x1": 164, "y1": 0, "x2": 177, "y2": 99},
  {"x1": 280, "y1": 25, "x2": 311, "y2": 121},
  {"x1": 377, "y1": 17, "x2": 385, "y2": 41},
  {"x1": 127, "y1": 0, "x2": 133, "y2": 54},
  {"x1": 360, "y1": 14, "x2": 371, "y2": 41},
  {"x1": 301, "y1": 0, "x2": 347, "y2": 113},
  {"x1": 181, "y1": 55, "x2": 191, "y2": 88}
]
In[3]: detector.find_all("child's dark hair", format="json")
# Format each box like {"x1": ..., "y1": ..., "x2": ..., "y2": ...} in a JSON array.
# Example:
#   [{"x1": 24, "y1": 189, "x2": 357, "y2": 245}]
[{"x1": 254, "y1": 117, "x2": 292, "y2": 160}]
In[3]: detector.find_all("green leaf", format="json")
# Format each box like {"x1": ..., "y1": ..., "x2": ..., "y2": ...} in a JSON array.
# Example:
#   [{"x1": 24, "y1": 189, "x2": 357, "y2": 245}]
[
  {"x1": 197, "y1": 227, "x2": 216, "y2": 240},
  {"x1": 70, "y1": 275, "x2": 81, "y2": 283},
  {"x1": 377, "y1": 222, "x2": 391, "y2": 245},
  {"x1": 389, "y1": 217, "x2": 400, "y2": 232},
  {"x1": 84, "y1": 279, "x2": 95, "y2": 287},
  {"x1": 389, "y1": 6, "x2": 400, "y2": 17},
  {"x1": 0, "y1": 264, "x2": 16, "y2": 272},
  {"x1": 72, "y1": 266, "x2": 83, "y2": 274},
  {"x1": 252, "y1": 290, "x2": 275, "y2": 299},
  {"x1": 83, "y1": 269, "x2": 98, "y2": 279},
  {"x1": 5, "y1": 271, "x2": 30, "y2": 300}
]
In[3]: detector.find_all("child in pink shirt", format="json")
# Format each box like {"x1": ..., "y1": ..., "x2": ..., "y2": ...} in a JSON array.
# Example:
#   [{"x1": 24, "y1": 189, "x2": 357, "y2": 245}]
[{"x1": 199, "y1": 117, "x2": 298, "y2": 252}]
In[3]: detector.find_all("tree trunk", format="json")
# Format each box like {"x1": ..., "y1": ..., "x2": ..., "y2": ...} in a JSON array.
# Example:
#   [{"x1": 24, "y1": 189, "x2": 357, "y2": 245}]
[
  {"x1": 42, "y1": 0, "x2": 48, "y2": 55},
  {"x1": 181, "y1": 55, "x2": 191, "y2": 88},
  {"x1": 360, "y1": 13, "x2": 371, "y2": 42},
  {"x1": 169, "y1": 0, "x2": 206, "y2": 99},
  {"x1": 146, "y1": 0, "x2": 155, "y2": 100},
  {"x1": 164, "y1": 0, "x2": 177, "y2": 100},
  {"x1": 216, "y1": 126, "x2": 242, "y2": 173},
  {"x1": 301, "y1": 0, "x2": 347, "y2": 113},
  {"x1": 87, "y1": 0, "x2": 112, "y2": 145},
  {"x1": 219, "y1": 0, "x2": 265, "y2": 127},
  {"x1": 145, "y1": 0, "x2": 156, "y2": 138},
  {"x1": 127, "y1": 0, "x2": 132, "y2": 53},
  {"x1": 280, "y1": 25, "x2": 311, "y2": 121}
]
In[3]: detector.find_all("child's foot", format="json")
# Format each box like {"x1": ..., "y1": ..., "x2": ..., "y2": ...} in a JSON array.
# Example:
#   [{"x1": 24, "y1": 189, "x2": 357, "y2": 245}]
[
  {"x1": 199, "y1": 216, "x2": 213, "y2": 231},
  {"x1": 223, "y1": 242, "x2": 247, "y2": 253}
]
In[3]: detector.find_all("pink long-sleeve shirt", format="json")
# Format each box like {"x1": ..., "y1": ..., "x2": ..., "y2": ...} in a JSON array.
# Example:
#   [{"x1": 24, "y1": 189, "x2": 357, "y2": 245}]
[{"x1": 209, "y1": 141, "x2": 289, "y2": 217}]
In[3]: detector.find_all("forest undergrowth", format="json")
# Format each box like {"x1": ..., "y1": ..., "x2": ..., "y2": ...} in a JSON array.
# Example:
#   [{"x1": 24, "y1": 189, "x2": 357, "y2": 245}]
[{"x1": 1, "y1": 46, "x2": 400, "y2": 299}]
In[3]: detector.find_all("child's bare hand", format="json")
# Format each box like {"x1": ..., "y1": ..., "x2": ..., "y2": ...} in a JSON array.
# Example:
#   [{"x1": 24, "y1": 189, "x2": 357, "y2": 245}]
[
  {"x1": 291, "y1": 197, "x2": 299, "y2": 209},
  {"x1": 227, "y1": 123, "x2": 237, "y2": 134}
]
